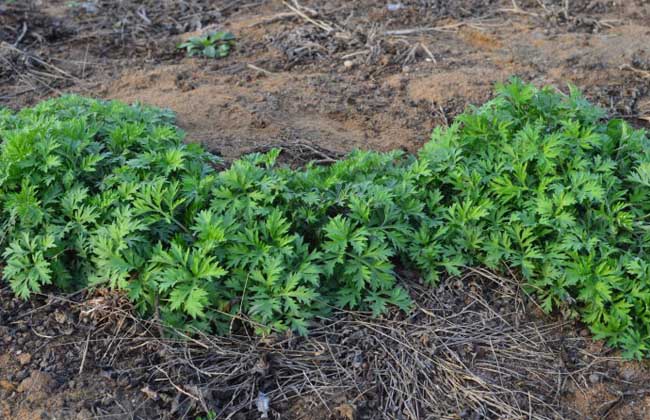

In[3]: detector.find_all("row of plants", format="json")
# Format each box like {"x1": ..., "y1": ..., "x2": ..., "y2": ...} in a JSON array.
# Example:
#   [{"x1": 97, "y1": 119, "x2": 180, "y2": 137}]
[{"x1": 2, "y1": 79, "x2": 650, "y2": 358}]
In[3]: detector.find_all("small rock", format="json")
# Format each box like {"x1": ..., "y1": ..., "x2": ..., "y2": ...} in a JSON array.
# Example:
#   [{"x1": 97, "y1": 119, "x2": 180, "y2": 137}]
[
  {"x1": 621, "y1": 367, "x2": 637, "y2": 381},
  {"x1": 54, "y1": 310, "x2": 67, "y2": 324},
  {"x1": 17, "y1": 371, "x2": 55, "y2": 393},
  {"x1": 343, "y1": 60, "x2": 355, "y2": 69},
  {"x1": 16, "y1": 369, "x2": 29, "y2": 382},
  {"x1": 0, "y1": 380, "x2": 15, "y2": 392},
  {"x1": 17, "y1": 353, "x2": 31, "y2": 366},
  {"x1": 589, "y1": 373, "x2": 600, "y2": 384}
]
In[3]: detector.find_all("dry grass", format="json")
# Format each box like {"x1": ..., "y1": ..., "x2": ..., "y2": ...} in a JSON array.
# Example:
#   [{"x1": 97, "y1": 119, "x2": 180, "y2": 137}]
[{"x1": 58, "y1": 267, "x2": 607, "y2": 419}]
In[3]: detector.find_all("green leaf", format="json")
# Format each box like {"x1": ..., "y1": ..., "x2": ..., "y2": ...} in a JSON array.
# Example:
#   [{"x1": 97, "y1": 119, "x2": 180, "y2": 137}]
[{"x1": 185, "y1": 287, "x2": 209, "y2": 318}]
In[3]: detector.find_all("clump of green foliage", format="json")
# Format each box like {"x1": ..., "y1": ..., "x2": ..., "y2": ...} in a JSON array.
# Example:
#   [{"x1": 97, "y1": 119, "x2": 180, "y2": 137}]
[
  {"x1": 419, "y1": 81, "x2": 650, "y2": 359},
  {"x1": 177, "y1": 31, "x2": 235, "y2": 58},
  {"x1": 0, "y1": 95, "x2": 411, "y2": 335},
  {"x1": 2, "y1": 79, "x2": 650, "y2": 358}
]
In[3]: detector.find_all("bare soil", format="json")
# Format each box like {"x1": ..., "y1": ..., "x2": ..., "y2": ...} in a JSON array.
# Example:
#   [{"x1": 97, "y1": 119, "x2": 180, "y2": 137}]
[{"x1": 2, "y1": 0, "x2": 650, "y2": 419}]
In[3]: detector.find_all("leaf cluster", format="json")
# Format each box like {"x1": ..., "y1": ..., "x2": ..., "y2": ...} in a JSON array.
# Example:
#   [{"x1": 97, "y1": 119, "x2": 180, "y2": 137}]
[
  {"x1": 2, "y1": 79, "x2": 650, "y2": 359},
  {"x1": 416, "y1": 79, "x2": 650, "y2": 359},
  {"x1": 177, "y1": 31, "x2": 235, "y2": 59}
]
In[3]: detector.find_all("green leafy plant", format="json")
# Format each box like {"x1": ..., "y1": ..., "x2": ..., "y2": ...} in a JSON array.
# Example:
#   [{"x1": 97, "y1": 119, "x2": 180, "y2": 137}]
[
  {"x1": 2, "y1": 79, "x2": 650, "y2": 359},
  {"x1": 177, "y1": 31, "x2": 235, "y2": 58}
]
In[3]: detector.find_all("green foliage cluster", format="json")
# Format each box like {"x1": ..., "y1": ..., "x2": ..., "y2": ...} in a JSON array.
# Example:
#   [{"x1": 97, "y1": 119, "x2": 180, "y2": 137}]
[
  {"x1": 177, "y1": 31, "x2": 235, "y2": 59},
  {"x1": 418, "y1": 81, "x2": 650, "y2": 359},
  {"x1": 2, "y1": 80, "x2": 650, "y2": 358}
]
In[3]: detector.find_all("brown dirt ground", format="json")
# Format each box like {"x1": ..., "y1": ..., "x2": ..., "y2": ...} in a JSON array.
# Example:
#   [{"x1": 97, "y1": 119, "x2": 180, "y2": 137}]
[{"x1": 2, "y1": 0, "x2": 650, "y2": 419}]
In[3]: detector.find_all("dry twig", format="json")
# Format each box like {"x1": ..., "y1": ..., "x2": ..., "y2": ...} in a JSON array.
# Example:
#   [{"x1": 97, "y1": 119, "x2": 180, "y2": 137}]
[{"x1": 283, "y1": 0, "x2": 335, "y2": 33}]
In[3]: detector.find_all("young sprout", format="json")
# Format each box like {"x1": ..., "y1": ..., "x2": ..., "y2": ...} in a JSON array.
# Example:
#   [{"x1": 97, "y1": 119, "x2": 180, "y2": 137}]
[{"x1": 177, "y1": 31, "x2": 236, "y2": 58}]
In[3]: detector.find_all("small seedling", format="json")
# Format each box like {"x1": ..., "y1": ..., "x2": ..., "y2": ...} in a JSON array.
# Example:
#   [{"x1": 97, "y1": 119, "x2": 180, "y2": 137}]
[{"x1": 178, "y1": 31, "x2": 235, "y2": 58}]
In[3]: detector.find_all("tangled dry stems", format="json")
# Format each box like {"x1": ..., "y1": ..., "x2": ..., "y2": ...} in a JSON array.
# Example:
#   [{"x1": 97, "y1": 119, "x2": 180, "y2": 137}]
[{"x1": 53, "y1": 268, "x2": 609, "y2": 419}]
